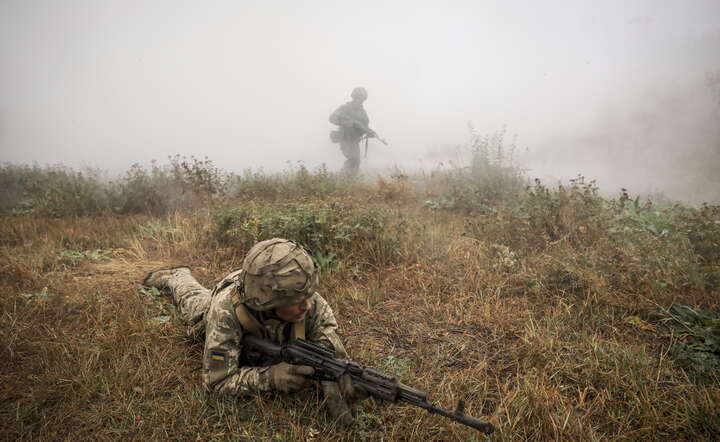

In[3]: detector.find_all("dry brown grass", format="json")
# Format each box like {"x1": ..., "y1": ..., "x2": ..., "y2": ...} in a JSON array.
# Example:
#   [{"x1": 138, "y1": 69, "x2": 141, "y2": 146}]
[{"x1": 1, "y1": 195, "x2": 719, "y2": 441}]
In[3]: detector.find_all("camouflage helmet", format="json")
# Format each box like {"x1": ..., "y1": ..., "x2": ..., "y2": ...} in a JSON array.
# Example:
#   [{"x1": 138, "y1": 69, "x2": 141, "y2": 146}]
[
  {"x1": 351, "y1": 87, "x2": 368, "y2": 100},
  {"x1": 239, "y1": 238, "x2": 319, "y2": 311}
]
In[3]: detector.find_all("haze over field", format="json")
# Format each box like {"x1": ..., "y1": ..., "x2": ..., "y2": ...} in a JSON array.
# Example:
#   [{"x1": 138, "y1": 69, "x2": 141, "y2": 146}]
[{"x1": 1, "y1": 0, "x2": 719, "y2": 202}]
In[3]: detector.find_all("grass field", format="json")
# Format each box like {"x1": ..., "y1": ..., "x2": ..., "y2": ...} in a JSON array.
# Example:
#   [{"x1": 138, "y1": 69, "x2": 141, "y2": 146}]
[{"x1": 1, "y1": 155, "x2": 719, "y2": 441}]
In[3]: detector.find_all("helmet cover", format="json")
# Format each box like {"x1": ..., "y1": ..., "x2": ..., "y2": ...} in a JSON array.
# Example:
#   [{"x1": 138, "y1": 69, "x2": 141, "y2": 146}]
[
  {"x1": 350, "y1": 87, "x2": 368, "y2": 100},
  {"x1": 240, "y1": 238, "x2": 318, "y2": 311}
]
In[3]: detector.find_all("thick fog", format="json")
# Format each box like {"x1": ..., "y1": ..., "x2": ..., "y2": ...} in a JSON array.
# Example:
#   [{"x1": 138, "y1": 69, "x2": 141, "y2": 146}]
[{"x1": 1, "y1": 0, "x2": 719, "y2": 202}]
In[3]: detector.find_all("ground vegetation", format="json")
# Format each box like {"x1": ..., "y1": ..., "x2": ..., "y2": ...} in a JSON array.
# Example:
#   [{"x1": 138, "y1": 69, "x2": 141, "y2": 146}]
[{"x1": 1, "y1": 143, "x2": 718, "y2": 440}]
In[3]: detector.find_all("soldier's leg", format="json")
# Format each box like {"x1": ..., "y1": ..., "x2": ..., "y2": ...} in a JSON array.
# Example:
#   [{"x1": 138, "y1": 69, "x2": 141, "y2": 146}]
[
  {"x1": 144, "y1": 267, "x2": 211, "y2": 326},
  {"x1": 342, "y1": 140, "x2": 361, "y2": 174},
  {"x1": 167, "y1": 269, "x2": 212, "y2": 326},
  {"x1": 339, "y1": 141, "x2": 351, "y2": 173}
]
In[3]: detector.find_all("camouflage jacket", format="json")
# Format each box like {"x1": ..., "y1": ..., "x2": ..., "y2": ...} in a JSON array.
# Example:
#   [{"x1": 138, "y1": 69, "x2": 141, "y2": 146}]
[
  {"x1": 329, "y1": 101, "x2": 370, "y2": 141},
  {"x1": 202, "y1": 270, "x2": 347, "y2": 396}
]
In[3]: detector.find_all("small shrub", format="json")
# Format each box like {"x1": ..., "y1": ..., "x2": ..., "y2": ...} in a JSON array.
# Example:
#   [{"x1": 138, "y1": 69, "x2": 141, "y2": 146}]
[
  {"x1": 465, "y1": 176, "x2": 610, "y2": 253},
  {"x1": 231, "y1": 163, "x2": 355, "y2": 201},
  {"x1": 526, "y1": 176, "x2": 607, "y2": 242},
  {"x1": 0, "y1": 157, "x2": 233, "y2": 217},
  {"x1": 674, "y1": 203, "x2": 720, "y2": 283},
  {"x1": 115, "y1": 156, "x2": 231, "y2": 214},
  {"x1": 0, "y1": 164, "x2": 29, "y2": 214},
  {"x1": 425, "y1": 126, "x2": 527, "y2": 211},
  {"x1": 169, "y1": 155, "x2": 231, "y2": 199},
  {"x1": 212, "y1": 202, "x2": 401, "y2": 266},
  {"x1": 376, "y1": 170, "x2": 411, "y2": 202},
  {"x1": 467, "y1": 125, "x2": 526, "y2": 203},
  {"x1": 111, "y1": 162, "x2": 175, "y2": 214},
  {"x1": 1, "y1": 164, "x2": 111, "y2": 216},
  {"x1": 610, "y1": 196, "x2": 713, "y2": 292}
]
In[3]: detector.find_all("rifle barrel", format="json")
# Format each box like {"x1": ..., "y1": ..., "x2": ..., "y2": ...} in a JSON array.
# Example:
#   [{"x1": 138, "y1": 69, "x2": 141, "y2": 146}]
[{"x1": 421, "y1": 402, "x2": 495, "y2": 434}]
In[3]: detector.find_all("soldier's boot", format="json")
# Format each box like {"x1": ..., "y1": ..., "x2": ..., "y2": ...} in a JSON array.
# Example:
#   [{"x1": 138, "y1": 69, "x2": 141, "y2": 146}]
[{"x1": 142, "y1": 266, "x2": 191, "y2": 289}]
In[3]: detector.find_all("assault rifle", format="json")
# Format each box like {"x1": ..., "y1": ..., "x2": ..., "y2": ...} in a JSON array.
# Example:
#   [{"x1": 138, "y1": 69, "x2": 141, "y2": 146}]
[
  {"x1": 365, "y1": 130, "x2": 388, "y2": 146},
  {"x1": 243, "y1": 335, "x2": 495, "y2": 434},
  {"x1": 362, "y1": 130, "x2": 388, "y2": 158}
]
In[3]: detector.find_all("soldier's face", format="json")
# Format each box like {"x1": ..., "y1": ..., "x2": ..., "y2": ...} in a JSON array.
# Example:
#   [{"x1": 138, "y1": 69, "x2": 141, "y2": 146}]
[{"x1": 274, "y1": 298, "x2": 312, "y2": 323}]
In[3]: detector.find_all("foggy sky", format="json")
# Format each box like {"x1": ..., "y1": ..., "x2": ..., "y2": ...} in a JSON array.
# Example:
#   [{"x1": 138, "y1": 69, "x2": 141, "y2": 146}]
[{"x1": 1, "y1": 0, "x2": 719, "y2": 202}]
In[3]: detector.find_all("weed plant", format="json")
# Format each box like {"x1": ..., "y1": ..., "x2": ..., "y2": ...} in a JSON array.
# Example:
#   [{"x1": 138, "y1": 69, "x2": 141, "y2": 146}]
[
  {"x1": 231, "y1": 163, "x2": 359, "y2": 201},
  {"x1": 1, "y1": 160, "x2": 363, "y2": 217},
  {"x1": 424, "y1": 127, "x2": 527, "y2": 211},
  {"x1": 0, "y1": 163, "x2": 110, "y2": 216},
  {"x1": 1, "y1": 156, "x2": 231, "y2": 216}
]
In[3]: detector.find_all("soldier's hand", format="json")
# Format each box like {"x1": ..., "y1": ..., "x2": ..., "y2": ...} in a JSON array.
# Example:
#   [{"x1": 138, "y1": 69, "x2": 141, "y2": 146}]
[
  {"x1": 269, "y1": 362, "x2": 315, "y2": 393},
  {"x1": 339, "y1": 374, "x2": 369, "y2": 404},
  {"x1": 322, "y1": 381, "x2": 354, "y2": 427}
]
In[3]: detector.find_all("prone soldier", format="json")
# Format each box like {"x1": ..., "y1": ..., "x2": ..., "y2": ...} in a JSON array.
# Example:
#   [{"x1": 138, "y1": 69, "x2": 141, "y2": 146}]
[{"x1": 142, "y1": 238, "x2": 366, "y2": 426}]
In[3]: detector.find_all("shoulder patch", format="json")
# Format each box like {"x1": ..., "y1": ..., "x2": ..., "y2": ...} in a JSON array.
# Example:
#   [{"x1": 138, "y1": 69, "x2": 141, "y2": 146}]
[{"x1": 210, "y1": 351, "x2": 226, "y2": 361}]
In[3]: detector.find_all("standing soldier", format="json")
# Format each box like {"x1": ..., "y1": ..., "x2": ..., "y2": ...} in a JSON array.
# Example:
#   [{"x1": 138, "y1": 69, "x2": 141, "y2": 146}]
[
  {"x1": 142, "y1": 238, "x2": 367, "y2": 426},
  {"x1": 329, "y1": 87, "x2": 378, "y2": 174}
]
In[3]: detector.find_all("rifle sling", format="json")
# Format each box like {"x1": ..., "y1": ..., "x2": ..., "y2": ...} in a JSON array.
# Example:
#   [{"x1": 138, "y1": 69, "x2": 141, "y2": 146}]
[{"x1": 293, "y1": 320, "x2": 306, "y2": 340}]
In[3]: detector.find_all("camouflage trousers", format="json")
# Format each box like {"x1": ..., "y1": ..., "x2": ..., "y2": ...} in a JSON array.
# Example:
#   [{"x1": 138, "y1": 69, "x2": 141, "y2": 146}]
[
  {"x1": 340, "y1": 139, "x2": 361, "y2": 174},
  {"x1": 167, "y1": 271, "x2": 212, "y2": 339}
]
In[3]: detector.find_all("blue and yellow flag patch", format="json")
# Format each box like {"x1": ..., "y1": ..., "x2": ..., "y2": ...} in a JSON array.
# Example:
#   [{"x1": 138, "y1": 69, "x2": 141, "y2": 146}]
[{"x1": 210, "y1": 351, "x2": 226, "y2": 361}]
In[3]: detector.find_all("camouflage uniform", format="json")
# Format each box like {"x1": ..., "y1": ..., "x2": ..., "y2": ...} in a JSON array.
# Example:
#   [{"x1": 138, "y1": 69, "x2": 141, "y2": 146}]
[
  {"x1": 166, "y1": 268, "x2": 346, "y2": 395},
  {"x1": 329, "y1": 87, "x2": 373, "y2": 174}
]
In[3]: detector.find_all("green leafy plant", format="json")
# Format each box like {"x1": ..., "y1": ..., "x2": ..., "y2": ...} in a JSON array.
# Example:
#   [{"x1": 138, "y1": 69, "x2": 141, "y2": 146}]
[
  {"x1": 381, "y1": 355, "x2": 412, "y2": 380},
  {"x1": 652, "y1": 305, "x2": 720, "y2": 384}
]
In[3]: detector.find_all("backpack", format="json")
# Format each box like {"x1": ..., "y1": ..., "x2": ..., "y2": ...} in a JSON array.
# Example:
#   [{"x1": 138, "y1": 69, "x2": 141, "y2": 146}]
[{"x1": 329, "y1": 129, "x2": 343, "y2": 143}]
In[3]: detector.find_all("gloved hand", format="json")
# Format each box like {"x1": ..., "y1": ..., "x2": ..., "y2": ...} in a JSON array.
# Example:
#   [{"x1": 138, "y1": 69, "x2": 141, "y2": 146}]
[
  {"x1": 322, "y1": 381, "x2": 354, "y2": 427},
  {"x1": 269, "y1": 362, "x2": 315, "y2": 393},
  {"x1": 321, "y1": 375, "x2": 370, "y2": 427},
  {"x1": 339, "y1": 374, "x2": 369, "y2": 404}
]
